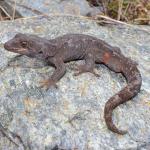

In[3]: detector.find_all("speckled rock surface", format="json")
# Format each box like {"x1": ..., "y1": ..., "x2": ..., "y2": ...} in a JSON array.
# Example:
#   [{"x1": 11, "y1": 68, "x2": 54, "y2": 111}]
[
  {"x1": 8, "y1": 0, "x2": 101, "y2": 17},
  {"x1": 0, "y1": 16, "x2": 150, "y2": 150}
]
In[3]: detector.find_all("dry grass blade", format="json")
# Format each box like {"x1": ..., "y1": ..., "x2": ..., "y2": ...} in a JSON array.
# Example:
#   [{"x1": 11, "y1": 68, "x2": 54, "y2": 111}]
[
  {"x1": 134, "y1": 18, "x2": 150, "y2": 21},
  {"x1": 0, "y1": 10, "x2": 3, "y2": 20},
  {"x1": 101, "y1": 0, "x2": 108, "y2": 15},
  {"x1": 117, "y1": 0, "x2": 123, "y2": 20},
  {"x1": 92, "y1": 14, "x2": 150, "y2": 33},
  {"x1": 94, "y1": 14, "x2": 132, "y2": 24},
  {"x1": 12, "y1": 0, "x2": 16, "y2": 20},
  {"x1": 0, "y1": 0, "x2": 22, "y2": 20},
  {"x1": 0, "y1": 6, "x2": 12, "y2": 19}
]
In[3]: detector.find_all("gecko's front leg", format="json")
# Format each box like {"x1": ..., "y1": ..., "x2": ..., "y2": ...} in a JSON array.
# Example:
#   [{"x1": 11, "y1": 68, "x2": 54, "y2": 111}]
[{"x1": 39, "y1": 57, "x2": 66, "y2": 90}]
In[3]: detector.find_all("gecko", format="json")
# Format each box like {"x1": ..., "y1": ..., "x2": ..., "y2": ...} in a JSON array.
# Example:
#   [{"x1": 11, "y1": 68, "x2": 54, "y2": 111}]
[{"x1": 4, "y1": 33, "x2": 142, "y2": 135}]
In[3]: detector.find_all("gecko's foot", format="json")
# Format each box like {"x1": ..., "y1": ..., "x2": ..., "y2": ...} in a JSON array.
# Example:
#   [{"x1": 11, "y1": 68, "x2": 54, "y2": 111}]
[
  {"x1": 74, "y1": 65, "x2": 100, "y2": 77},
  {"x1": 39, "y1": 79, "x2": 57, "y2": 90}
]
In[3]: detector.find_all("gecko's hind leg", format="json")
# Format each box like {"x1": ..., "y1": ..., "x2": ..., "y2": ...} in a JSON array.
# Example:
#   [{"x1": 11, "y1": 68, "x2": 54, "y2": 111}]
[
  {"x1": 74, "y1": 53, "x2": 100, "y2": 77},
  {"x1": 74, "y1": 65, "x2": 100, "y2": 77}
]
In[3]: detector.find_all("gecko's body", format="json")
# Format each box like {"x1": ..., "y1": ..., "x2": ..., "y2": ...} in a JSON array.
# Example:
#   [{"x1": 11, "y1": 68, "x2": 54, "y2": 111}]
[{"x1": 4, "y1": 33, "x2": 142, "y2": 134}]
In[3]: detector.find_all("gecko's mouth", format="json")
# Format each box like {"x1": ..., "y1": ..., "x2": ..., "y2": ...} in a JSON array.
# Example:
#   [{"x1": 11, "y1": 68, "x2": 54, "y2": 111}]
[
  {"x1": 4, "y1": 44, "x2": 28, "y2": 53},
  {"x1": 4, "y1": 42, "x2": 27, "y2": 52},
  {"x1": 15, "y1": 48, "x2": 27, "y2": 52}
]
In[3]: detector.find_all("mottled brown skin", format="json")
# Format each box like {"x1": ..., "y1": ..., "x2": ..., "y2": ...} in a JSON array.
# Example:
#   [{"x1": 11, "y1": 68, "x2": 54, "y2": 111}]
[{"x1": 4, "y1": 33, "x2": 142, "y2": 135}]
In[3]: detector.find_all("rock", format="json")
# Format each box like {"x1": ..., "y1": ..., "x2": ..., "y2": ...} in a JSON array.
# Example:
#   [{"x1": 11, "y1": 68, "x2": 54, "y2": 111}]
[
  {"x1": 59, "y1": 0, "x2": 92, "y2": 15},
  {"x1": 0, "y1": 15, "x2": 150, "y2": 150},
  {"x1": 8, "y1": 0, "x2": 102, "y2": 17}
]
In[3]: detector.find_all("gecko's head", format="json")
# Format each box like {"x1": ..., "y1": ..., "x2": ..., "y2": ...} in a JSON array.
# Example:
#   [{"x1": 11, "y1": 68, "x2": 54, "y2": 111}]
[{"x1": 4, "y1": 33, "x2": 56, "y2": 60}]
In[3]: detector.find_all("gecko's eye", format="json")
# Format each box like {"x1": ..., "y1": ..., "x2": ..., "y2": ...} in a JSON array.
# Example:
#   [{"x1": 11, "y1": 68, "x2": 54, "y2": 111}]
[
  {"x1": 39, "y1": 51, "x2": 43, "y2": 54},
  {"x1": 21, "y1": 41, "x2": 28, "y2": 48}
]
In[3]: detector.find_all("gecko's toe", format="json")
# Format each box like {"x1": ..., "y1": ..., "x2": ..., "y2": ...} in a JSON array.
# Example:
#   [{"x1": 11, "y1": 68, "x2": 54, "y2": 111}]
[
  {"x1": 89, "y1": 70, "x2": 100, "y2": 77},
  {"x1": 74, "y1": 65, "x2": 100, "y2": 77},
  {"x1": 73, "y1": 68, "x2": 100, "y2": 77}
]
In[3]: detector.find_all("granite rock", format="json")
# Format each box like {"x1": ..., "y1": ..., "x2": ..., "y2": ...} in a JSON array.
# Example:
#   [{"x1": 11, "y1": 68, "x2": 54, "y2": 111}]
[
  {"x1": 8, "y1": 0, "x2": 101, "y2": 17},
  {"x1": 0, "y1": 15, "x2": 150, "y2": 150}
]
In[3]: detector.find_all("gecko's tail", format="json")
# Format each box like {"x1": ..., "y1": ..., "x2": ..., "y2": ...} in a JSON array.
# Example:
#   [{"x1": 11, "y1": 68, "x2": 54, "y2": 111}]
[{"x1": 104, "y1": 66, "x2": 142, "y2": 135}]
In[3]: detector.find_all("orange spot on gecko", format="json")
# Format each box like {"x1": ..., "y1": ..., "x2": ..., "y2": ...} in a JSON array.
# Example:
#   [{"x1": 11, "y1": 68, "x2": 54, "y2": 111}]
[{"x1": 103, "y1": 52, "x2": 111, "y2": 63}]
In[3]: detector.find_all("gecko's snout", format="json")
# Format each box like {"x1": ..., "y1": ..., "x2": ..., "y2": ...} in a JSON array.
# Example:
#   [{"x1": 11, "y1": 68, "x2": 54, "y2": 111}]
[{"x1": 4, "y1": 41, "x2": 11, "y2": 51}]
